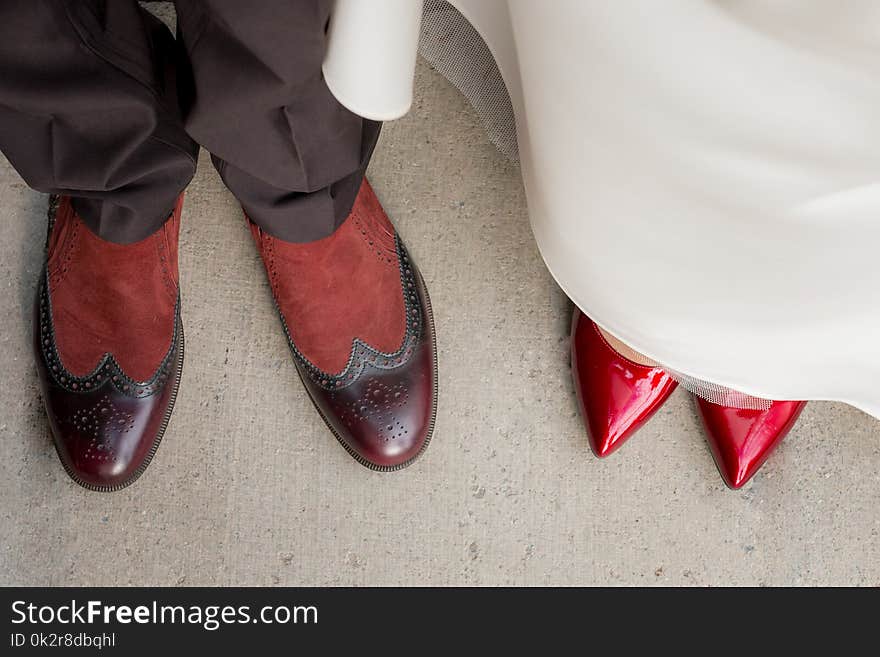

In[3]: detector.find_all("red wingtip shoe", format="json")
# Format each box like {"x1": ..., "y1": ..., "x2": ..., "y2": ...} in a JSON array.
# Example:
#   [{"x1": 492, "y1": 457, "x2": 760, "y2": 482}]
[
  {"x1": 249, "y1": 179, "x2": 437, "y2": 470},
  {"x1": 696, "y1": 397, "x2": 807, "y2": 489},
  {"x1": 34, "y1": 195, "x2": 185, "y2": 491},
  {"x1": 571, "y1": 310, "x2": 678, "y2": 457}
]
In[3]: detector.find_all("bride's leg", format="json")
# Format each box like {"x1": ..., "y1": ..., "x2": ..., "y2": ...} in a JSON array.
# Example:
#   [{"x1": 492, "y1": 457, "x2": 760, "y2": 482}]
[{"x1": 595, "y1": 326, "x2": 658, "y2": 367}]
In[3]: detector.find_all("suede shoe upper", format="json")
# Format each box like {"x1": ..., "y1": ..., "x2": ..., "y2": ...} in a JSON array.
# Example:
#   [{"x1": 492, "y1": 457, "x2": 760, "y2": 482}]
[
  {"x1": 249, "y1": 180, "x2": 406, "y2": 374},
  {"x1": 48, "y1": 196, "x2": 180, "y2": 381}
]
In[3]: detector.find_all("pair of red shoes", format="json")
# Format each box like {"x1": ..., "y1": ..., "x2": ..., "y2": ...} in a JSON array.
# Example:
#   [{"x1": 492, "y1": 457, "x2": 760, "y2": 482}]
[
  {"x1": 571, "y1": 311, "x2": 806, "y2": 488},
  {"x1": 34, "y1": 180, "x2": 437, "y2": 490}
]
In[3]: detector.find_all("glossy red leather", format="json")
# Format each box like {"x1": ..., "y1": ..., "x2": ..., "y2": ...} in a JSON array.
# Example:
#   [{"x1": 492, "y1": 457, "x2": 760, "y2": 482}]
[
  {"x1": 571, "y1": 310, "x2": 678, "y2": 457},
  {"x1": 696, "y1": 397, "x2": 806, "y2": 488}
]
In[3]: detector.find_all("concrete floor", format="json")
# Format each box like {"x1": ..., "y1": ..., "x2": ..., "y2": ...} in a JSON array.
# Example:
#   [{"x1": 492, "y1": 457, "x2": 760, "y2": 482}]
[{"x1": 2, "y1": 58, "x2": 880, "y2": 586}]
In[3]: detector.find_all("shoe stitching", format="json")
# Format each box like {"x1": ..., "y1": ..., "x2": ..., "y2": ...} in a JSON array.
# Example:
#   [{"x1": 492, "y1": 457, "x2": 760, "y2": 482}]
[
  {"x1": 38, "y1": 201, "x2": 180, "y2": 399},
  {"x1": 47, "y1": 200, "x2": 80, "y2": 291},
  {"x1": 155, "y1": 225, "x2": 178, "y2": 304}
]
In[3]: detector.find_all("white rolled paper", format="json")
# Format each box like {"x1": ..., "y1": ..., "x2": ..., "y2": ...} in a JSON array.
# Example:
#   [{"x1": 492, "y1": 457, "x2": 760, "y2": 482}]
[{"x1": 322, "y1": 0, "x2": 423, "y2": 121}]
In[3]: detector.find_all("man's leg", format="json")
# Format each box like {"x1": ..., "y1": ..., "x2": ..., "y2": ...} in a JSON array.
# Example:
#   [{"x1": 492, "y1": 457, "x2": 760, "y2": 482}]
[
  {"x1": 0, "y1": 0, "x2": 195, "y2": 489},
  {"x1": 0, "y1": 0, "x2": 197, "y2": 242},
  {"x1": 174, "y1": 0, "x2": 377, "y2": 243},
  {"x1": 175, "y1": 0, "x2": 437, "y2": 469}
]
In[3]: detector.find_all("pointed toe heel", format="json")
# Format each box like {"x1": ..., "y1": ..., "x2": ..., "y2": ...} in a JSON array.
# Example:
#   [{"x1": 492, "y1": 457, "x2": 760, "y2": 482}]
[{"x1": 571, "y1": 310, "x2": 677, "y2": 457}]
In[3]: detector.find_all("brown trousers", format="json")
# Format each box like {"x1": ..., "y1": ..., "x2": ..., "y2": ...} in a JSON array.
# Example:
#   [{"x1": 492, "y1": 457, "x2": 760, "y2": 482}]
[{"x1": 0, "y1": 0, "x2": 381, "y2": 243}]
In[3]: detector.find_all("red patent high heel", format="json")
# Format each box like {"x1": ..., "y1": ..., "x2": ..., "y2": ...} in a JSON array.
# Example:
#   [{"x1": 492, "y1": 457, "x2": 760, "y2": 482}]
[
  {"x1": 571, "y1": 310, "x2": 678, "y2": 457},
  {"x1": 695, "y1": 397, "x2": 807, "y2": 488}
]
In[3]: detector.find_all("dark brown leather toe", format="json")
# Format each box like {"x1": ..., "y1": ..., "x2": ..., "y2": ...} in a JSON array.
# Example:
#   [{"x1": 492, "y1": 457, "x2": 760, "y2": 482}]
[
  {"x1": 34, "y1": 279, "x2": 184, "y2": 491},
  {"x1": 286, "y1": 240, "x2": 437, "y2": 471}
]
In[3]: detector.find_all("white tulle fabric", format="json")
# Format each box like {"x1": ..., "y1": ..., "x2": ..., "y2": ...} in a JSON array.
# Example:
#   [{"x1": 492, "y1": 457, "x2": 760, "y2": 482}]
[
  {"x1": 325, "y1": 0, "x2": 880, "y2": 418},
  {"x1": 419, "y1": 0, "x2": 518, "y2": 161}
]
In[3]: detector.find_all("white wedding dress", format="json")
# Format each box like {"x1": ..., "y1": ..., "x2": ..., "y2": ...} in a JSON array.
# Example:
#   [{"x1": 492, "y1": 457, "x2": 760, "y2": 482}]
[{"x1": 325, "y1": 0, "x2": 880, "y2": 419}]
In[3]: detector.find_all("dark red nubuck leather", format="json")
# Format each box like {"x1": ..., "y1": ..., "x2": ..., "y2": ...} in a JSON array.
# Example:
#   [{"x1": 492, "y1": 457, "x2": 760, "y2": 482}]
[
  {"x1": 250, "y1": 179, "x2": 437, "y2": 470},
  {"x1": 34, "y1": 196, "x2": 185, "y2": 491}
]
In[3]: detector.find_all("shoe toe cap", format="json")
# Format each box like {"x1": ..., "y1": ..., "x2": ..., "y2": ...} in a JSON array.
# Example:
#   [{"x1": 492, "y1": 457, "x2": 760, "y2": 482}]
[
  {"x1": 333, "y1": 362, "x2": 435, "y2": 470},
  {"x1": 696, "y1": 399, "x2": 807, "y2": 489},
  {"x1": 586, "y1": 418, "x2": 633, "y2": 458},
  {"x1": 342, "y1": 415, "x2": 428, "y2": 470},
  {"x1": 578, "y1": 371, "x2": 678, "y2": 458},
  {"x1": 57, "y1": 439, "x2": 144, "y2": 490},
  {"x1": 302, "y1": 332, "x2": 437, "y2": 471},
  {"x1": 46, "y1": 391, "x2": 160, "y2": 490}
]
